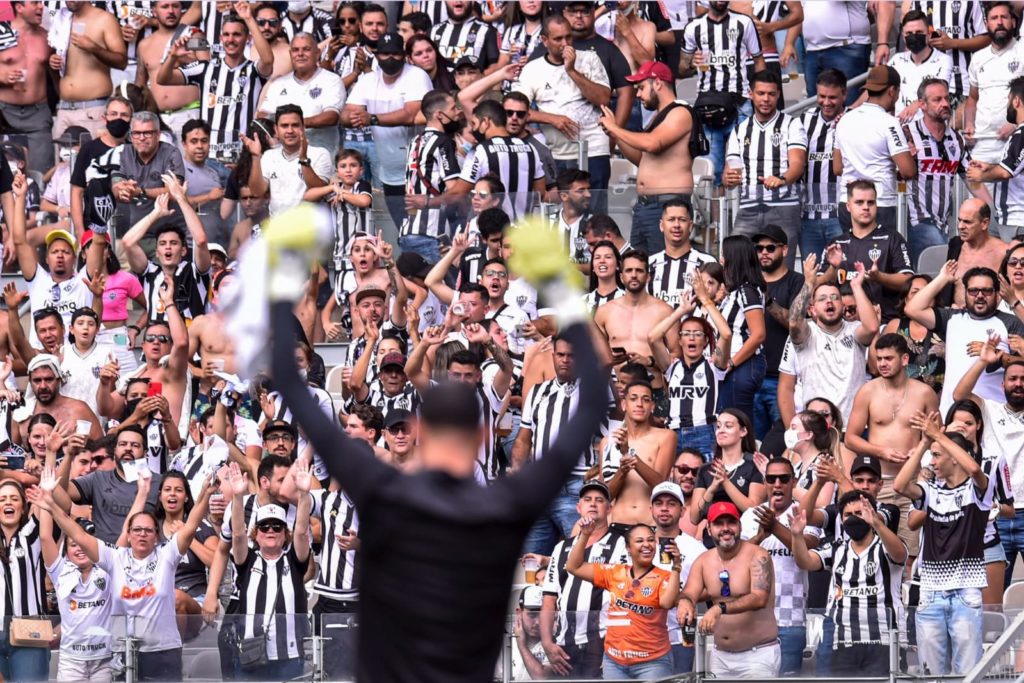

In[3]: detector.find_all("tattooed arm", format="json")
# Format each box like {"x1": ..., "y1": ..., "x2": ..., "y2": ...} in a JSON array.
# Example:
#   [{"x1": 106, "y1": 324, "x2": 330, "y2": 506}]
[
  {"x1": 789, "y1": 255, "x2": 818, "y2": 347},
  {"x1": 721, "y1": 550, "x2": 774, "y2": 612}
]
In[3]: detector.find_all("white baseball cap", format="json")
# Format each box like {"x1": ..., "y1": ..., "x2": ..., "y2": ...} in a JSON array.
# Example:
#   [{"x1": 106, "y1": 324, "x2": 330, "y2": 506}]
[{"x1": 650, "y1": 481, "x2": 684, "y2": 504}]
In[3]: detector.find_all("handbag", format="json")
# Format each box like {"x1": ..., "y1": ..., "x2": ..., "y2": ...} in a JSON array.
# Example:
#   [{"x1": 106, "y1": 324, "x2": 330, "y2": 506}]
[
  {"x1": 9, "y1": 617, "x2": 54, "y2": 648},
  {"x1": 693, "y1": 90, "x2": 741, "y2": 129},
  {"x1": 237, "y1": 626, "x2": 269, "y2": 670}
]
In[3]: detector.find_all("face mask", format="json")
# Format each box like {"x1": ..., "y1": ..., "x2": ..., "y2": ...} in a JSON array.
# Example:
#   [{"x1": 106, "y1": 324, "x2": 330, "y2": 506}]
[
  {"x1": 1009, "y1": 102, "x2": 1019, "y2": 125},
  {"x1": 58, "y1": 147, "x2": 72, "y2": 162},
  {"x1": 783, "y1": 429, "x2": 804, "y2": 450},
  {"x1": 440, "y1": 114, "x2": 463, "y2": 136},
  {"x1": 379, "y1": 56, "x2": 404, "y2": 76},
  {"x1": 471, "y1": 125, "x2": 487, "y2": 144},
  {"x1": 842, "y1": 514, "x2": 872, "y2": 541},
  {"x1": 905, "y1": 33, "x2": 928, "y2": 53},
  {"x1": 107, "y1": 118, "x2": 130, "y2": 138},
  {"x1": 460, "y1": 139, "x2": 474, "y2": 155},
  {"x1": 124, "y1": 398, "x2": 141, "y2": 421},
  {"x1": 710, "y1": 1, "x2": 729, "y2": 12},
  {"x1": 288, "y1": 0, "x2": 310, "y2": 13},
  {"x1": 298, "y1": 368, "x2": 308, "y2": 381}
]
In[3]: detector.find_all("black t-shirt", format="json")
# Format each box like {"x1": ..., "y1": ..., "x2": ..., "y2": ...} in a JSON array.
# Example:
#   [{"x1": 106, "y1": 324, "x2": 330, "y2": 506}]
[
  {"x1": 70, "y1": 138, "x2": 114, "y2": 188},
  {"x1": 765, "y1": 270, "x2": 805, "y2": 377},
  {"x1": 0, "y1": 153, "x2": 12, "y2": 193},
  {"x1": 818, "y1": 225, "x2": 913, "y2": 322},
  {"x1": 695, "y1": 453, "x2": 764, "y2": 507},
  {"x1": 530, "y1": 34, "x2": 631, "y2": 89}
]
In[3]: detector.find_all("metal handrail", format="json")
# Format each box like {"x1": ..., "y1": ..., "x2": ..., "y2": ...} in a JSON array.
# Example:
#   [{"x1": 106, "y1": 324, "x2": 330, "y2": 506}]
[
  {"x1": 782, "y1": 70, "x2": 871, "y2": 117},
  {"x1": 964, "y1": 608, "x2": 1024, "y2": 683}
]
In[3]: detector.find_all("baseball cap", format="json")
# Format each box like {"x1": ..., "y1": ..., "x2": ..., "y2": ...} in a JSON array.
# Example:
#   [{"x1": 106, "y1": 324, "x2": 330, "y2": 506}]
[
  {"x1": 45, "y1": 229, "x2": 77, "y2": 255},
  {"x1": 454, "y1": 55, "x2": 482, "y2": 71},
  {"x1": 262, "y1": 419, "x2": 297, "y2": 440},
  {"x1": 707, "y1": 501, "x2": 741, "y2": 523},
  {"x1": 55, "y1": 125, "x2": 89, "y2": 146},
  {"x1": 865, "y1": 65, "x2": 900, "y2": 93},
  {"x1": 255, "y1": 504, "x2": 287, "y2": 526},
  {"x1": 650, "y1": 481, "x2": 684, "y2": 504},
  {"x1": 27, "y1": 353, "x2": 62, "y2": 378},
  {"x1": 354, "y1": 283, "x2": 387, "y2": 305},
  {"x1": 518, "y1": 585, "x2": 543, "y2": 610},
  {"x1": 208, "y1": 243, "x2": 227, "y2": 258},
  {"x1": 384, "y1": 408, "x2": 414, "y2": 429},
  {"x1": 379, "y1": 352, "x2": 406, "y2": 371},
  {"x1": 751, "y1": 224, "x2": 788, "y2": 246},
  {"x1": 579, "y1": 479, "x2": 609, "y2": 499},
  {"x1": 625, "y1": 60, "x2": 674, "y2": 84},
  {"x1": 377, "y1": 32, "x2": 405, "y2": 55},
  {"x1": 850, "y1": 455, "x2": 882, "y2": 478},
  {"x1": 397, "y1": 251, "x2": 431, "y2": 280}
]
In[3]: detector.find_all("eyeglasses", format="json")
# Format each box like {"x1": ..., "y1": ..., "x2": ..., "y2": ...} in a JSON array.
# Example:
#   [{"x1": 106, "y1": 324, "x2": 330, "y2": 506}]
[
  {"x1": 814, "y1": 293, "x2": 840, "y2": 303},
  {"x1": 257, "y1": 522, "x2": 285, "y2": 533},
  {"x1": 92, "y1": 455, "x2": 111, "y2": 465},
  {"x1": 265, "y1": 432, "x2": 294, "y2": 443},
  {"x1": 470, "y1": 190, "x2": 491, "y2": 198},
  {"x1": 483, "y1": 269, "x2": 508, "y2": 278},
  {"x1": 755, "y1": 244, "x2": 780, "y2": 253},
  {"x1": 256, "y1": 18, "x2": 280, "y2": 26},
  {"x1": 130, "y1": 527, "x2": 156, "y2": 535},
  {"x1": 130, "y1": 130, "x2": 158, "y2": 138},
  {"x1": 337, "y1": 16, "x2": 358, "y2": 24},
  {"x1": 675, "y1": 464, "x2": 699, "y2": 475},
  {"x1": 967, "y1": 287, "x2": 996, "y2": 297},
  {"x1": 719, "y1": 569, "x2": 731, "y2": 597},
  {"x1": 386, "y1": 423, "x2": 412, "y2": 435},
  {"x1": 144, "y1": 334, "x2": 171, "y2": 343},
  {"x1": 1008, "y1": 257, "x2": 1024, "y2": 268},
  {"x1": 680, "y1": 330, "x2": 706, "y2": 338},
  {"x1": 765, "y1": 474, "x2": 793, "y2": 484},
  {"x1": 565, "y1": 7, "x2": 593, "y2": 15},
  {"x1": 504, "y1": 109, "x2": 527, "y2": 118}
]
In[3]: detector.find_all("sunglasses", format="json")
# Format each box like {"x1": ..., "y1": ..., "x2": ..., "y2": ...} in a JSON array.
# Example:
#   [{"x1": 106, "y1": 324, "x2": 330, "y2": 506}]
[
  {"x1": 755, "y1": 244, "x2": 780, "y2": 253},
  {"x1": 1008, "y1": 257, "x2": 1024, "y2": 268},
  {"x1": 337, "y1": 16, "x2": 358, "y2": 24},
  {"x1": 765, "y1": 474, "x2": 792, "y2": 484},
  {"x1": 256, "y1": 18, "x2": 280, "y2": 26},
  {"x1": 470, "y1": 190, "x2": 492, "y2": 198},
  {"x1": 967, "y1": 287, "x2": 996, "y2": 297},
  {"x1": 386, "y1": 423, "x2": 412, "y2": 435},
  {"x1": 675, "y1": 464, "x2": 699, "y2": 475},
  {"x1": 843, "y1": 306, "x2": 858, "y2": 316},
  {"x1": 144, "y1": 334, "x2": 171, "y2": 343},
  {"x1": 257, "y1": 521, "x2": 286, "y2": 533},
  {"x1": 503, "y1": 109, "x2": 527, "y2": 118},
  {"x1": 92, "y1": 455, "x2": 111, "y2": 465},
  {"x1": 719, "y1": 569, "x2": 731, "y2": 597}
]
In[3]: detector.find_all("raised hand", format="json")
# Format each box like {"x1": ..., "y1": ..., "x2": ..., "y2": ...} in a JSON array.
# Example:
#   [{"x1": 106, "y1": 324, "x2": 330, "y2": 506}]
[
  {"x1": 87, "y1": 270, "x2": 107, "y2": 299},
  {"x1": 824, "y1": 243, "x2": 843, "y2": 269},
  {"x1": 46, "y1": 421, "x2": 72, "y2": 455},
  {"x1": 38, "y1": 465, "x2": 59, "y2": 493},
  {"x1": 162, "y1": 173, "x2": 187, "y2": 202},
  {"x1": 240, "y1": 133, "x2": 263, "y2": 157},
  {"x1": 851, "y1": 261, "x2": 867, "y2": 288},
  {"x1": 10, "y1": 171, "x2": 24, "y2": 199},
  {"x1": 233, "y1": 0, "x2": 252, "y2": 20},
  {"x1": 292, "y1": 459, "x2": 313, "y2": 493},
  {"x1": 577, "y1": 513, "x2": 596, "y2": 538},
  {"x1": 789, "y1": 503, "x2": 807, "y2": 535},
  {"x1": 463, "y1": 322, "x2": 491, "y2": 345},
  {"x1": 422, "y1": 324, "x2": 447, "y2": 346},
  {"x1": 0, "y1": 354, "x2": 13, "y2": 385},
  {"x1": 151, "y1": 191, "x2": 172, "y2": 218},
  {"x1": 3, "y1": 282, "x2": 26, "y2": 311},
  {"x1": 752, "y1": 503, "x2": 775, "y2": 532},
  {"x1": 99, "y1": 353, "x2": 120, "y2": 387},
  {"x1": 223, "y1": 462, "x2": 249, "y2": 497},
  {"x1": 940, "y1": 259, "x2": 958, "y2": 283},
  {"x1": 612, "y1": 426, "x2": 629, "y2": 455}
]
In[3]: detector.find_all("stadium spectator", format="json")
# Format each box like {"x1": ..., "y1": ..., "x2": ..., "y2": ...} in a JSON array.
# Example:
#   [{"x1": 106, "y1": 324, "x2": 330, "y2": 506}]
[
  {"x1": 799, "y1": 68, "x2": 846, "y2": 263},
  {"x1": 430, "y1": 0, "x2": 499, "y2": 71},
  {"x1": 888, "y1": 10, "x2": 953, "y2": 121},
  {"x1": 967, "y1": 75, "x2": 1024, "y2": 241},
  {"x1": 646, "y1": 198, "x2": 715, "y2": 308},
  {"x1": 690, "y1": 409, "x2": 766, "y2": 526},
  {"x1": 911, "y1": 0, "x2": 989, "y2": 104},
  {"x1": 0, "y1": 1, "x2": 53, "y2": 173},
  {"x1": 246, "y1": 104, "x2": 331, "y2": 217},
  {"x1": 802, "y1": 1, "x2": 891, "y2": 104}
]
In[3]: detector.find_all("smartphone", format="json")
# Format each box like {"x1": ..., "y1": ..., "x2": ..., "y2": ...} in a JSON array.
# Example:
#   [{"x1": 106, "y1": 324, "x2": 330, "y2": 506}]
[
  {"x1": 329, "y1": 19, "x2": 343, "y2": 34},
  {"x1": 4, "y1": 454, "x2": 25, "y2": 471},
  {"x1": 604, "y1": 0, "x2": 617, "y2": 9},
  {"x1": 147, "y1": 381, "x2": 163, "y2": 397},
  {"x1": 611, "y1": 346, "x2": 627, "y2": 357},
  {"x1": 931, "y1": 30, "x2": 940, "y2": 38},
  {"x1": 186, "y1": 36, "x2": 210, "y2": 52}
]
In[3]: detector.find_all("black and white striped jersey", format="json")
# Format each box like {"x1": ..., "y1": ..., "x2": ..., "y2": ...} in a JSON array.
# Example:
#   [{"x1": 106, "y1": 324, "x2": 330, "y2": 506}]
[
  {"x1": 582, "y1": 288, "x2": 624, "y2": 313},
  {"x1": 279, "y1": 7, "x2": 333, "y2": 43},
  {"x1": 801, "y1": 107, "x2": 840, "y2": 220},
  {"x1": 331, "y1": 180, "x2": 374, "y2": 262},
  {"x1": 334, "y1": 45, "x2": 374, "y2": 144},
  {"x1": 647, "y1": 248, "x2": 717, "y2": 307},
  {"x1": 229, "y1": 548, "x2": 310, "y2": 661},
  {"x1": 410, "y1": 0, "x2": 449, "y2": 25},
  {"x1": 905, "y1": 118, "x2": 968, "y2": 231},
  {"x1": 199, "y1": 2, "x2": 226, "y2": 55},
  {"x1": 500, "y1": 21, "x2": 542, "y2": 61},
  {"x1": 726, "y1": 110, "x2": 807, "y2": 207},
  {"x1": 360, "y1": 379, "x2": 422, "y2": 421},
  {"x1": 0, "y1": 517, "x2": 46, "y2": 619},
  {"x1": 981, "y1": 451, "x2": 1013, "y2": 548},
  {"x1": 556, "y1": 210, "x2": 592, "y2": 265},
  {"x1": 312, "y1": 489, "x2": 360, "y2": 601},
  {"x1": 219, "y1": 494, "x2": 304, "y2": 544},
  {"x1": 402, "y1": 129, "x2": 461, "y2": 239},
  {"x1": 430, "y1": 17, "x2": 500, "y2": 70},
  {"x1": 681, "y1": 10, "x2": 763, "y2": 97},
  {"x1": 994, "y1": 124, "x2": 1024, "y2": 227},
  {"x1": 663, "y1": 357, "x2": 727, "y2": 430},
  {"x1": 814, "y1": 535, "x2": 905, "y2": 647},
  {"x1": 910, "y1": 0, "x2": 987, "y2": 100},
  {"x1": 429, "y1": 379, "x2": 506, "y2": 481},
  {"x1": 180, "y1": 57, "x2": 268, "y2": 161},
  {"x1": 543, "y1": 530, "x2": 630, "y2": 646},
  {"x1": 520, "y1": 378, "x2": 611, "y2": 477},
  {"x1": 460, "y1": 136, "x2": 544, "y2": 220},
  {"x1": 140, "y1": 260, "x2": 210, "y2": 324},
  {"x1": 751, "y1": 0, "x2": 786, "y2": 62},
  {"x1": 719, "y1": 284, "x2": 765, "y2": 357}
]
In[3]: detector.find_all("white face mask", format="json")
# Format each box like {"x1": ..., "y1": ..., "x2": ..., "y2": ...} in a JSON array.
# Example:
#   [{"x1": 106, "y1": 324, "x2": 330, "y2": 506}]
[
  {"x1": 58, "y1": 147, "x2": 72, "y2": 162},
  {"x1": 288, "y1": 0, "x2": 310, "y2": 13},
  {"x1": 783, "y1": 429, "x2": 804, "y2": 450}
]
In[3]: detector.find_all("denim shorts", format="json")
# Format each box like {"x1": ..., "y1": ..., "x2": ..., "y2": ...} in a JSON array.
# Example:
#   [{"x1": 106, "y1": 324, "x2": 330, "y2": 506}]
[{"x1": 985, "y1": 541, "x2": 1007, "y2": 565}]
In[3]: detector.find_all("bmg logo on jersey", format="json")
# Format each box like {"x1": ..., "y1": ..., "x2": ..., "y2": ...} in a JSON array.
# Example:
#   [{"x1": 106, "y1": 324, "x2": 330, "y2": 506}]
[{"x1": 707, "y1": 51, "x2": 738, "y2": 69}]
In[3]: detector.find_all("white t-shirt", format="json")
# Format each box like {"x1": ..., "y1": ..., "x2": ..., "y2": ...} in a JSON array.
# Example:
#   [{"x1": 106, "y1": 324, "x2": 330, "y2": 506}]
[
  {"x1": 835, "y1": 102, "x2": 910, "y2": 207},
  {"x1": 932, "y1": 308, "x2": 1023, "y2": 414},
  {"x1": 513, "y1": 52, "x2": 611, "y2": 159},
  {"x1": 505, "y1": 277, "x2": 553, "y2": 320},
  {"x1": 778, "y1": 321, "x2": 869, "y2": 422},
  {"x1": 98, "y1": 538, "x2": 184, "y2": 652},
  {"x1": 26, "y1": 269, "x2": 94, "y2": 349},
  {"x1": 802, "y1": 1, "x2": 871, "y2": 51},
  {"x1": 889, "y1": 48, "x2": 953, "y2": 117},
  {"x1": 968, "y1": 39, "x2": 1024, "y2": 163},
  {"x1": 347, "y1": 64, "x2": 433, "y2": 185},
  {"x1": 46, "y1": 556, "x2": 114, "y2": 661},
  {"x1": 260, "y1": 68, "x2": 346, "y2": 154},
  {"x1": 60, "y1": 341, "x2": 114, "y2": 416},
  {"x1": 260, "y1": 144, "x2": 332, "y2": 216},
  {"x1": 980, "y1": 398, "x2": 1024, "y2": 503}
]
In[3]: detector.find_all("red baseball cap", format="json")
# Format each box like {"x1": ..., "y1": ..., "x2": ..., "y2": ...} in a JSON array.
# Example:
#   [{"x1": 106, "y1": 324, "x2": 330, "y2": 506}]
[
  {"x1": 81, "y1": 230, "x2": 94, "y2": 247},
  {"x1": 625, "y1": 61, "x2": 674, "y2": 84},
  {"x1": 707, "y1": 501, "x2": 741, "y2": 523}
]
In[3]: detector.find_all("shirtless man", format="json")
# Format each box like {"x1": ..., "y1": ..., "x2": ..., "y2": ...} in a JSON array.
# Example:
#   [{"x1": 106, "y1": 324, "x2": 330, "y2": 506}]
[
  {"x1": 597, "y1": 61, "x2": 692, "y2": 255},
  {"x1": 321, "y1": 234, "x2": 398, "y2": 341},
  {"x1": 603, "y1": 380, "x2": 674, "y2": 526},
  {"x1": 672, "y1": 448, "x2": 704, "y2": 538},
  {"x1": 949, "y1": 199, "x2": 1009, "y2": 308},
  {"x1": 50, "y1": 1, "x2": 128, "y2": 140},
  {"x1": 253, "y1": 4, "x2": 293, "y2": 80},
  {"x1": 135, "y1": 0, "x2": 209, "y2": 143},
  {"x1": 227, "y1": 186, "x2": 269, "y2": 259},
  {"x1": 594, "y1": 250, "x2": 677, "y2": 390},
  {"x1": 845, "y1": 332, "x2": 937, "y2": 570},
  {"x1": 679, "y1": 501, "x2": 780, "y2": 677},
  {"x1": 607, "y1": 1, "x2": 655, "y2": 70},
  {"x1": 24, "y1": 355, "x2": 102, "y2": 441},
  {"x1": 0, "y1": 1, "x2": 54, "y2": 173}
]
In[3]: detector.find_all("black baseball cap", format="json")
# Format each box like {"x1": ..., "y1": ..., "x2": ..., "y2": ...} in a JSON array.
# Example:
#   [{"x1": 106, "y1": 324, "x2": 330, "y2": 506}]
[
  {"x1": 454, "y1": 56, "x2": 482, "y2": 71},
  {"x1": 262, "y1": 419, "x2": 297, "y2": 440},
  {"x1": 397, "y1": 251, "x2": 431, "y2": 280},
  {"x1": 850, "y1": 456, "x2": 882, "y2": 478},
  {"x1": 384, "y1": 408, "x2": 415, "y2": 429},
  {"x1": 377, "y1": 32, "x2": 405, "y2": 55},
  {"x1": 752, "y1": 224, "x2": 788, "y2": 246},
  {"x1": 579, "y1": 479, "x2": 609, "y2": 499}
]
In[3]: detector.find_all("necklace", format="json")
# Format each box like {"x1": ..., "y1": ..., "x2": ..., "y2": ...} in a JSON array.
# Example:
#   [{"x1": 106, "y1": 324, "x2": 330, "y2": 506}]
[
  {"x1": 625, "y1": 565, "x2": 655, "y2": 599},
  {"x1": 885, "y1": 381, "x2": 909, "y2": 422}
]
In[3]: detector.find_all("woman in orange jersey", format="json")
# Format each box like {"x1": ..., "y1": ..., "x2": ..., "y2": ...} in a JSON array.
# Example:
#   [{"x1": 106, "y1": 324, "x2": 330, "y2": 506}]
[{"x1": 566, "y1": 518, "x2": 681, "y2": 679}]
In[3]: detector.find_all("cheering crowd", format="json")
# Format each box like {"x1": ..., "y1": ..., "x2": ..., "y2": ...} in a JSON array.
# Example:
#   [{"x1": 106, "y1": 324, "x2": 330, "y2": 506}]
[{"x1": 0, "y1": 0, "x2": 1023, "y2": 681}]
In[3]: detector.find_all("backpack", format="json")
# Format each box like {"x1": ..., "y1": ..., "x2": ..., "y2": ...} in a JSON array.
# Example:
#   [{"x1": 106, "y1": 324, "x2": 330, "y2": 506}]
[{"x1": 646, "y1": 101, "x2": 709, "y2": 159}]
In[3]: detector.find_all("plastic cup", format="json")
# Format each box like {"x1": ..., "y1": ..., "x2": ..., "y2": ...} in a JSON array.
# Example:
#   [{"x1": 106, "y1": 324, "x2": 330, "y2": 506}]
[
  {"x1": 72, "y1": 22, "x2": 86, "y2": 35},
  {"x1": 524, "y1": 556, "x2": 540, "y2": 584},
  {"x1": 76, "y1": 420, "x2": 91, "y2": 435}
]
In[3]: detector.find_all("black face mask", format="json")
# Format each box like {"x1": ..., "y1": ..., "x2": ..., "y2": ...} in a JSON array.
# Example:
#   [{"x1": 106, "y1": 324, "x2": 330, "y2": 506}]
[
  {"x1": 842, "y1": 515, "x2": 872, "y2": 541},
  {"x1": 378, "y1": 56, "x2": 404, "y2": 76},
  {"x1": 905, "y1": 33, "x2": 928, "y2": 53},
  {"x1": 440, "y1": 114, "x2": 463, "y2": 136},
  {"x1": 107, "y1": 118, "x2": 130, "y2": 139},
  {"x1": 1009, "y1": 102, "x2": 1019, "y2": 125},
  {"x1": 471, "y1": 125, "x2": 487, "y2": 144},
  {"x1": 124, "y1": 398, "x2": 141, "y2": 421}
]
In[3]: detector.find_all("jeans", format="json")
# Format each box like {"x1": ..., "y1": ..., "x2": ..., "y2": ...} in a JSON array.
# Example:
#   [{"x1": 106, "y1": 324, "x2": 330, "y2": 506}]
[
  {"x1": 732, "y1": 203, "x2": 802, "y2": 268},
  {"x1": 241, "y1": 657, "x2": 304, "y2": 682},
  {"x1": 705, "y1": 100, "x2": 752, "y2": 184},
  {"x1": 832, "y1": 643, "x2": 890, "y2": 677},
  {"x1": 671, "y1": 644, "x2": 694, "y2": 674},
  {"x1": 382, "y1": 183, "x2": 406, "y2": 236},
  {"x1": 137, "y1": 648, "x2": 183, "y2": 682},
  {"x1": 998, "y1": 511, "x2": 1024, "y2": 588},
  {"x1": 602, "y1": 652, "x2": 674, "y2": 679},
  {"x1": 752, "y1": 376, "x2": 781, "y2": 440},
  {"x1": 523, "y1": 476, "x2": 584, "y2": 555},
  {"x1": 629, "y1": 197, "x2": 666, "y2": 256},
  {"x1": 718, "y1": 352, "x2": 767, "y2": 423},
  {"x1": 915, "y1": 587, "x2": 984, "y2": 676},
  {"x1": 800, "y1": 216, "x2": 843, "y2": 263},
  {"x1": 908, "y1": 221, "x2": 948, "y2": 268},
  {"x1": 0, "y1": 639, "x2": 49, "y2": 682},
  {"x1": 343, "y1": 138, "x2": 378, "y2": 185},
  {"x1": 815, "y1": 615, "x2": 836, "y2": 676},
  {"x1": 554, "y1": 155, "x2": 611, "y2": 214},
  {"x1": 314, "y1": 597, "x2": 358, "y2": 681},
  {"x1": 778, "y1": 625, "x2": 806, "y2": 676},
  {"x1": 398, "y1": 234, "x2": 441, "y2": 265},
  {"x1": 804, "y1": 44, "x2": 871, "y2": 106},
  {"x1": 676, "y1": 423, "x2": 716, "y2": 461}
]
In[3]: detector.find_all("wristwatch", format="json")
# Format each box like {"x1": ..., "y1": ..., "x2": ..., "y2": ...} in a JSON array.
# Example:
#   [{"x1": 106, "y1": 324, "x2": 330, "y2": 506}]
[
  {"x1": 718, "y1": 601, "x2": 728, "y2": 614},
  {"x1": 298, "y1": 158, "x2": 311, "y2": 167},
  {"x1": 369, "y1": 114, "x2": 380, "y2": 126}
]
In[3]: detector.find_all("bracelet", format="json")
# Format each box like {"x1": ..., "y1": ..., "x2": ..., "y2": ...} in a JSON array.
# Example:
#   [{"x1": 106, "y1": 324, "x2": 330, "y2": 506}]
[
  {"x1": 128, "y1": 325, "x2": 141, "y2": 333},
  {"x1": 165, "y1": 302, "x2": 177, "y2": 308},
  {"x1": 1014, "y1": 300, "x2": 1022, "y2": 309}
]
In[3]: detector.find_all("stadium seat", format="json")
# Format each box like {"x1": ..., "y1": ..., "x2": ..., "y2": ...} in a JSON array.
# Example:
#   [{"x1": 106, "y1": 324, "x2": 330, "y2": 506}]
[
  {"x1": 692, "y1": 156, "x2": 716, "y2": 247},
  {"x1": 609, "y1": 157, "x2": 638, "y2": 185},
  {"x1": 983, "y1": 610, "x2": 1007, "y2": 644},
  {"x1": 183, "y1": 649, "x2": 222, "y2": 680},
  {"x1": 916, "y1": 244, "x2": 948, "y2": 276},
  {"x1": 326, "y1": 364, "x2": 345, "y2": 407},
  {"x1": 1003, "y1": 582, "x2": 1024, "y2": 611}
]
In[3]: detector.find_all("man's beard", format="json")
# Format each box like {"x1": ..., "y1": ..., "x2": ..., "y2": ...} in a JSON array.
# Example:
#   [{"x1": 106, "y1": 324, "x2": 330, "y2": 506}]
[
  {"x1": 991, "y1": 28, "x2": 1012, "y2": 48},
  {"x1": 761, "y1": 257, "x2": 783, "y2": 274}
]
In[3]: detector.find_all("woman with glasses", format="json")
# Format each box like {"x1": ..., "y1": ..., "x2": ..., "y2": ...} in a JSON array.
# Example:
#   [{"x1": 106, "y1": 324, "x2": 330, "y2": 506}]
[
  {"x1": 881, "y1": 274, "x2": 945, "y2": 394},
  {"x1": 716, "y1": 236, "x2": 767, "y2": 421},
  {"x1": 648, "y1": 275, "x2": 732, "y2": 461},
  {"x1": 784, "y1": 410, "x2": 837, "y2": 510},
  {"x1": 466, "y1": 174, "x2": 505, "y2": 237},
  {"x1": 33, "y1": 465, "x2": 214, "y2": 681},
  {"x1": 566, "y1": 519, "x2": 680, "y2": 679},
  {"x1": 223, "y1": 461, "x2": 313, "y2": 680},
  {"x1": 1000, "y1": 243, "x2": 1024, "y2": 323},
  {"x1": 325, "y1": 3, "x2": 373, "y2": 91},
  {"x1": 583, "y1": 240, "x2": 624, "y2": 312},
  {"x1": 405, "y1": 34, "x2": 456, "y2": 92}
]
